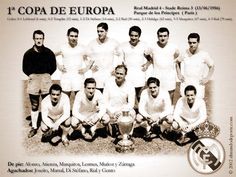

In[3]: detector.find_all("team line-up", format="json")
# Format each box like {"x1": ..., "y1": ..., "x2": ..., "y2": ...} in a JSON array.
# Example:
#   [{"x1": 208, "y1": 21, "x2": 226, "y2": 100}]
[{"x1": 22, "y1": 22, "x2": 214, "y2": 147}]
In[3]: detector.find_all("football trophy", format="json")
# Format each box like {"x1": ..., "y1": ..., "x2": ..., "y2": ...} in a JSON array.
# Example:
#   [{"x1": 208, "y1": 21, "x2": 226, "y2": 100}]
[{"x1": 116, "y1": 110, "x2": 134, "y2": 153}]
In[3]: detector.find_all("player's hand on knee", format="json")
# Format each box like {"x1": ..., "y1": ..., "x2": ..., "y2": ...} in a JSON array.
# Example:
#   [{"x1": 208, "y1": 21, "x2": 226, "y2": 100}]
[{"x1": 172, "y1": 120, "x2": 180, "y2": 130}]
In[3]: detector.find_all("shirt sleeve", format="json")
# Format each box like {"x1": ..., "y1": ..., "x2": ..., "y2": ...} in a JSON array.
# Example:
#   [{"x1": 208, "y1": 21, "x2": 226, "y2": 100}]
[
  {"x1": 41, "y1": 99, "x2": 54, "y2": 128},
  {"x1": 203, "y1": 52, "x2": 214, "y2": 67},
  {"x1": 84, "y1": 42, "x2": 93, "y2": 57},
  {"x1": 54, "y1": 95, "x2": 70, "y2": 126},
  {"x1": 22, "y1": 51, "x2": 32, "y2": 76},
  {"x1": 138, "y1": 90, "x2": 151, "y2": 118},
  {"x1": 126, "y1": 84, "x2": 135, "y2": 111},
  {"x1": 190, "y1": 99, "x2": 207, "y2": 128},
  {"x1": 103, "y1": 83, "x2": 114, "y2": 113},
  {"x1": 144, "y1": 45, "x2": 152, "y2": 56},
  {"x1": 159, "y1": 91, "x2": 173, "y2": 119},
  {"x1": 96, "y1": 91, "x2": 106, "y2": 119},
  {"x1": 114, "y1": 45, "x2": 125, "y2": 66},
  {"x1": 173, "y1": 98, "x2": 183, "y2": 122},
  {"x1": 48, "y1": 50, "x2": 57, "y2": 75},
  {"x1": 72, "y1": 92, "x2": 85, "y2": 121}
]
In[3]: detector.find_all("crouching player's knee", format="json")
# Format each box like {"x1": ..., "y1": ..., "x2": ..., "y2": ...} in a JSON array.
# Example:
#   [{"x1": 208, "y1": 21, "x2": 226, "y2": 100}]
[
  {"x1": 41, "y1": 121, "x2": 49, "y2": 132},
  {"x1": 100, "y1": 114, "x2": 110, "y2": 125},
  {"x1": 63, "y1": 117, "x2": 71, "y2": 128},
  {"x1": 160, "y1": 115, "x2": 173, "y2": 126},
  {"x1": 159, "y1": 115, "x2": 174, "y2": 132},
  {"x1": 135, "y1": 114, "x2": 144, "y2": 124},
  {"x1": 71, "y1": 116, "x2": 80, "y2": 129},
  {"x1": 172, "y1": 120, "x2": 180, "y2": 130}
]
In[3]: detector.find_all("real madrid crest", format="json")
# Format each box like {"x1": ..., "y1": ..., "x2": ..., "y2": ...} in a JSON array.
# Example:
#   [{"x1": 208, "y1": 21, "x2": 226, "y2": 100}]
[{"x1": 188, "y1": 120, "x2": 225, "y2": 174}]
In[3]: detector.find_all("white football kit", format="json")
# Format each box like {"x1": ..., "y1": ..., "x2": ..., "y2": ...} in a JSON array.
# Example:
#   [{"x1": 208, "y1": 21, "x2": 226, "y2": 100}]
[
  {"x1": 57, "y1": 43, "x2": 86, "y2": 91},
  {"x1": 180, "y1": 49, "x2": 214, "y2": 98},
  {"x1": 117, "y1": 41, "x2": 150, "y2": 88},
  {"x1": 173, "y1": 96, "x2": 207, "y2": 132},
  {"x1": 41, "y1": 93, "x2": 70, "y2": 128},
  {"x1": 103, "y1": 77, "x2": 135, "y2": 114},
  {"x1": 86, "y1": 38, "x2": 119, "y2": 88},
  {"x1": 139, "y1": 88, "x2": 173, "y2": 119},
  {"x1": 72, "y1": 89, "x2": 106, "y2": 121},
  {"x1": 147, "y1": 42, "x2": 178, "y2": 91}
]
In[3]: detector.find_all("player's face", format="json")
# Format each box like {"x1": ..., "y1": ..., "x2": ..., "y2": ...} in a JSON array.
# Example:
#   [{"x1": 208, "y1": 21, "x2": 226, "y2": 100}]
[
  {"x1": 33, "y1": 34, "x2": 44, "y2": 47},
  {"x1": 158, "y1": 31, "x2": 169, "y2": 46},
  {"x1": 185, "y1": 90, "x2": 196, "y2": 104},
  {"x1": 188, "y1": 38, "x2": 199, "y2": 54},
  {"x1": 68, "y1": 31, "x2": 78, "y2": 47},
  {"x1": 115, "y1": 68, "x2": 126, "y2": 85},
  {"x1": 85, "y1": 83, "x2": 96, "y2": 99},
  {"x1": 50, "y1": 90, "x2": 62, "y2": 104},
  {"x1": 97, "y1": 27, "x2": 107, "y2": 41},
  {"x1": 129, "y1": 31, "x2": 140, "y2": 46},
  {"x1": 148, "y1": 83, "x2": 159, "y2": 97}
]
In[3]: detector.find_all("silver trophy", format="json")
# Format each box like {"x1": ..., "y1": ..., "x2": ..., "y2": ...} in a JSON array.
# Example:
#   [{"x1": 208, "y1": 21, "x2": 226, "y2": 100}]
[{"x1": 116, "y1": 110, "x2": 134, "y2": 152}]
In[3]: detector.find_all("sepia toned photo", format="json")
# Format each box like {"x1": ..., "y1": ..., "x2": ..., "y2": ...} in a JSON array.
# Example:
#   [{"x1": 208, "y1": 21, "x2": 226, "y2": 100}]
[{"x1": 1, "y1": 0, "x2": 235, "y2": 177}]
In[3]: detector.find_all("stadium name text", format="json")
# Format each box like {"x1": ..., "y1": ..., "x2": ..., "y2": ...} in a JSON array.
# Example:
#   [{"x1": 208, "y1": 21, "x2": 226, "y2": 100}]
[{"x1": 7, "y1": 6, "x2": 115, "y2": 15}]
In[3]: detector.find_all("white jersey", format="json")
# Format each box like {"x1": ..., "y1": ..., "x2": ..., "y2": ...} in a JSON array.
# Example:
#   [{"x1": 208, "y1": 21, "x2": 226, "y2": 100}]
[
  {"x1": 59, "y1": 43, "x2": 86, "y2": 74},
  {"x1": 117, "y1": 41, "x2": 150, "y2": 87},
  {"x1": 41, "y1": 93, "x2": 70, "y2": 127},
  {"x1": 148, "y1": 42, "x2": 178, "y2": 91},
  {"x1": 72, "y1": 89, "x2": 105, "y2": 121},
  {"x1": 86, "y1": 38, "x2": 119, "y2": 88},
  {"x1": 181, "y1": 49, "x2": 214, "y2": 81},
  {"x1": 180, "y1": 49, "x2": 214, "y2": 98},
  {"x1": 56, "y1": 43, "x2": 87, "y2": 91},
  {"x1": 173, "y1": 96, "x2": 207, "y2": 126},
  {"x1": 139, "y1": 88, "x2": 172, "y2": 119},
  {"x1": 103, "y1": 77, "x2": 135, "y2": 114}
]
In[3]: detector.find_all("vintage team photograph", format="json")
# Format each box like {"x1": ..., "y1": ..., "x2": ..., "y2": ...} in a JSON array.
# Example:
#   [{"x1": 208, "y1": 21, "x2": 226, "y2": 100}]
[
  {"x1": 22, "y1": 22, "x2": 214, "y2": 154},
  {"x1": 1, "y1": 1, "x2": 235, "y2": 177}
]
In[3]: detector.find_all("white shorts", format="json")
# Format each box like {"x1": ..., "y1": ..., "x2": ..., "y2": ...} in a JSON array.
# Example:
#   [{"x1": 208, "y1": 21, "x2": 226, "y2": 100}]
[
  {"x1": 92, "y1": 70, "x2": 111, "y2": 89},
  {"x1": 126, "y1": 68, "x2": 146, "y2": 88},
  {"x1": 60, "y1": 73, "x2": 84, "y2": 92},
  {"x1": 151, "y1": 69, "x2": 176, "y2": 91}
]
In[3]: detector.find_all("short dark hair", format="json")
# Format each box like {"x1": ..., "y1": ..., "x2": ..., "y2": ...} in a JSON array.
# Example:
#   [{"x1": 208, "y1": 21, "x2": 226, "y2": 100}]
[
  {"x1": 33, "y1": 30, "x2": 44, "y2": 39},
  {"x1": 147, "y1": 77, "x2": 160, "y2": 87},
  {"x1": 67, "y1": 27, "x2": 79, "y2": 36},
  {"x1": 97, "y1": 22, "x2": 108, "y2": 31},
  {"x1": 115, "y1": 64, "x2": 128, "y2": 75},
  {"x1": 49, "y1": 84, "x2": 62, "y2": 94},
  {"x1": 129, "y1": 26, "x2": 142, "y2": 36},
  {"x1": 157, "y1": 27, "x2": 169, "y2": 36},
  {"x1": 184, "y1": 85, "x2": 197, "y2": 95},
  {"x1": 84, "y1": 78, "x2": 96, "y2": 88},
  {"x1": 188, "y1": 33, "x2": 200, "y2": 42}
]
